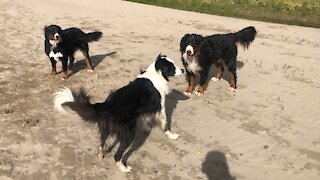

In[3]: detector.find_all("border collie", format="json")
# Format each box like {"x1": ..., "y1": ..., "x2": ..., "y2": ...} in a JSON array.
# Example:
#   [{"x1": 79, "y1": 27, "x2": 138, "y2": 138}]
[
  {"x1": 180, "y1": 26, "x2": 257, "y2": 95},
  {"x1": 44, "y1": 24, "x2": 102, "y2": 79},
  {"x1": 53, "y1": 54, "x2": 184, "y2": 172}
]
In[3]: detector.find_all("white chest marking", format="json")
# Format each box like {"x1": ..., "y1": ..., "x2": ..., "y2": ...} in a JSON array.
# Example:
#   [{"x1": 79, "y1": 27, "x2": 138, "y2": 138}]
[
  {"x1": 49, "y1": 51, "x2": 63, "y2": 62},
  {"x1": 187, "y1": 60, "x2": 201, "y2": 73}
]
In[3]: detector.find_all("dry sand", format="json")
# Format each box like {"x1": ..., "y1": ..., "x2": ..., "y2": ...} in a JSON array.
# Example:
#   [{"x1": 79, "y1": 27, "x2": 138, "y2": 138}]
[{"x1": 0, "y1": 0, "x2": 320, "y2": 179}]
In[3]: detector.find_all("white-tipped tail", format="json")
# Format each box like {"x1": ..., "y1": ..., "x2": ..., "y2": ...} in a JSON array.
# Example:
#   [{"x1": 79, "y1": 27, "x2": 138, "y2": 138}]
[{"x1": 54, "y1": 87, "x2": 74, "y2": 113}]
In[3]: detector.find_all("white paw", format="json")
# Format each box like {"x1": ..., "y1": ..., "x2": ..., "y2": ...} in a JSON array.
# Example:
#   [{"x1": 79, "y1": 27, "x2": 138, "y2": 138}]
[
  {"x1": 211, "y1": 77, "x2": 220, "y2": 81},
  {"x1": 116, "y1": 161, "x2": 132, "y2": 173},
  {"x1": 98, "y1": 147, "x2": 105, "y2": 158},
  {"x1": 183, "y1": 91, "x2": 192, "y2": 96},
  {"x1": 194, "y1": 91, "x2": 204, "y2": 96},
  {"x1": 165, "y1": 130, "x2": 180, "y2": 140},
  {"x1": 87, "y1": 69, "x2": 94, "y2": 73},
  {"x1": 229, "y1": 87, "x2": 237, "y2": 92}
]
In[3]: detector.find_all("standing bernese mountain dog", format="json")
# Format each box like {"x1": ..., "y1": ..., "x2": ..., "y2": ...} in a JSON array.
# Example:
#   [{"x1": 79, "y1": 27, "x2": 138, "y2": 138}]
[
  {"x1": 44, "y1": 25, "x2": 102, "y2": 79},
  {"x1": 180, "y1": 26, "x2": 257, "y2": 95},
  {"x1": 53, "y1": 54, "x2": 184, "y2": 172}
]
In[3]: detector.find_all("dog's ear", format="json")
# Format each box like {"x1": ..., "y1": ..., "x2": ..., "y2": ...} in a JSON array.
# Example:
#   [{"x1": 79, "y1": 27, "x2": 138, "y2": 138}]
[
  {"x1": 156, "y1": 53, "x2": 168, "y2": 63},
  {"x1": 195, "y1": 34, "x2": 204, "y2": 44},
  {"x1": 180, "y1": 34, "x2": 191, "y2": 52}
]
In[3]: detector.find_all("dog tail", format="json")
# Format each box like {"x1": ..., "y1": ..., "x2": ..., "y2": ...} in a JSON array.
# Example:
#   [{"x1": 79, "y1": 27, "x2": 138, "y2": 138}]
[
  {"x1": 86, "y1": 31, "x2": 103, "y2": 42},
  {"x1": 54, "y1": 87, "x2": 100, "y2": 123},
  {"x1": 234, "y1": 26, "x2": 257, "y2": 49}
]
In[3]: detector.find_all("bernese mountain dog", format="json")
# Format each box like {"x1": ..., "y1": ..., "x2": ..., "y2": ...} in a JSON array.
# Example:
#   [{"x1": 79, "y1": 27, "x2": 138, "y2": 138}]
[
  {"x1": 44, "y1": 24, "x2": 102, "y2": 79},
  {"x1": 180, "y1": 26, "x2": 257, "y2": 95},
  {"x1": 53, "y1": 54, "x2": 184, "y2": 172}
]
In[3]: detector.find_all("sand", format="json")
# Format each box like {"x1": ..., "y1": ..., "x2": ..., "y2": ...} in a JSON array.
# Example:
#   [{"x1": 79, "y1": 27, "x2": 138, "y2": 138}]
[{"x1": 0, "y1": 0, "x2": 319, "y2": 179}]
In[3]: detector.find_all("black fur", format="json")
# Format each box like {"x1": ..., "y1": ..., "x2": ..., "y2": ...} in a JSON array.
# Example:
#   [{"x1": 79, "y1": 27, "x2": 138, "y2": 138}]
[
  {"x1": 44, "y1": 24, "x2": 102, "y2": 79},
  {"x1": 180, "y1": 26, "x2": 256, "y2": 94},
  {"x1": 68, "y1": 78, "x2": 161, "y2": 163},
  {"x1": 55, "y1": 54, "x2": 183, "y2": 171}
]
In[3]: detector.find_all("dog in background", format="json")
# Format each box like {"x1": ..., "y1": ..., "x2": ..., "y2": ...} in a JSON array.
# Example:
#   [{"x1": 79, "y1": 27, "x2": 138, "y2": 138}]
[
  {"x1": 54, "y1": 54, "x2": 184, "y2": 172},
  {"x1": 180, "y1": 26, "x2": 256, "y2": 95},
  {"x1": 44, "y1": 25, "x2": 102, "y2": 79}
]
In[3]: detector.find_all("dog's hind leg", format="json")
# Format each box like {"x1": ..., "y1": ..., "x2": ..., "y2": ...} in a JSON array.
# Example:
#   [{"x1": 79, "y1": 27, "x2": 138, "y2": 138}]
[
  {"x1": 79, "y1": 44, "x2": 94, "y2": 72},
  {"x1": 114, "y1": 127, "x2": 135, "y2": 172},
  {"x1": 68, "y1": 55, "x2": 74, "y2": 70},
  {"x1": 227, "y1": 58, "x2": 237, "y2": 92},
  {"x1": 98, "y1": 122, "x2": 109, "y2": 158},
  {"x1": 211, "y1": 61, "x2": 224, "y2": 81}
]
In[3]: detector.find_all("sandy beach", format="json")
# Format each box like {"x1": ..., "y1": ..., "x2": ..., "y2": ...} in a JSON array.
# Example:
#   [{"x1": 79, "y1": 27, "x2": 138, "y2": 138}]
[{"x1": 0, "y1": 0, "x2": 320, "y2": 179}]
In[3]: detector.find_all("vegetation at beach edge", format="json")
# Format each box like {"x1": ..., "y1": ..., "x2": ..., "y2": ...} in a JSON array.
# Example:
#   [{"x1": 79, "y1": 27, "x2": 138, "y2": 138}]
[{"x1": 126, "y1": 0, "x2": 320, "y2": 28}]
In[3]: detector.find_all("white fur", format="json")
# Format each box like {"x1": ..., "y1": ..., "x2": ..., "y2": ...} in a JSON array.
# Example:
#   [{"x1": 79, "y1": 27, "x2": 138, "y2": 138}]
[
  {"x1": 211, "y1": 77, "x2": 220, "y2": 81},
  {"x1": 182, "y1": 45, "x2": 194, "y2": 60},
  {"x1": 49, "y1": 50, "x2": 63, "y2": 62},
  {"x1": 195, "y1": 91, "x2": 204, "y2": 96},
  {"x1": 49, "y1": 40, "x2": 57, "y2": 47},
  {"x1": 54, "y1": 87, "x2": 74, "y2": 113},
  {"x1": 165, "y1": 130, "x2": 180, "y2": 140},
  {"x1": 187, "y1": 60, "x2": 201, "y2": 73},
  {"x1": 183, "y1": 91, "x2": 192, "y2": 96},
  {"x1": 116, "y1": 161, "x2": 132, "y2": 173},
  {"x1": 138, "y1": 64, "x2": 170, "y2": 98},
  {"x1": 49, "y1": 33, "x2": 60, "y2": 47},
  {"x1": 138, "y1": 57, "x2": 182, "y2": 140},
  {"x1": 182, "y1": 45, "x2": 201, "y2": 73}
]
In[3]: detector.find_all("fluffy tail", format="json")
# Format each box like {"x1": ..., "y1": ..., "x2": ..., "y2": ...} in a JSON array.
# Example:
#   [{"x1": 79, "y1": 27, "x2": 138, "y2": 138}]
[
  {"x1": 54, "y1": 87, "x2": 98, "y2": 123},
  {"x1": 234, "y1": 26, "x2": 257, "y2": 49},
  {"x1": 86, "y1": 31, "x2": 103, "y2": 42}
]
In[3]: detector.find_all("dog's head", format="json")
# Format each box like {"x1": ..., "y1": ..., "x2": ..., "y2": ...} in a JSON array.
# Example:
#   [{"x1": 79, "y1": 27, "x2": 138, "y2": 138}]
[
  {"x1": 180, "y1": 34, "x2": 203, "y2": 62},
  {"x1": 44, "y1": 25, "x2": 62, "y2": 47},
  {"x1": 145, "y1": 54, "x2": 184, "y2": 81}
]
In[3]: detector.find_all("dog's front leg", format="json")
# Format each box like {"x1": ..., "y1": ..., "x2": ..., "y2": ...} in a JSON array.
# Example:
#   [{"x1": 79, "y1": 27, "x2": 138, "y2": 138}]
[
  {"x1": 61, "y1": 57, "x2": 68, "y2": 80},
  {"x1": 50, "y1": 58, "x2": 57, "y2": 75},
  {"x1": 157, "y1": 110, "x2": 179, "y2": 140}
]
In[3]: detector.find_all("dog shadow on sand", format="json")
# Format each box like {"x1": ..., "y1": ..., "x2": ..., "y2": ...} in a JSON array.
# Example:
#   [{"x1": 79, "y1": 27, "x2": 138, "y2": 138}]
[
  {"x1": 105, "y1": 90, "x2": 189, "y2": 165},
  {"x1": 68, "y1": 51, "x2": 117, "y2": 77},
  {"x1": 202, "y1": 150, "x2": 236, "y2": 180}
]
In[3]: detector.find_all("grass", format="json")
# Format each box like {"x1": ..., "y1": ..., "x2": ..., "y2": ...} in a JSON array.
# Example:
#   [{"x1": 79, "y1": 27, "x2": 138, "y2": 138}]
[{"x1": 126, "y1": 0, "x2": 320, "y2": 28}]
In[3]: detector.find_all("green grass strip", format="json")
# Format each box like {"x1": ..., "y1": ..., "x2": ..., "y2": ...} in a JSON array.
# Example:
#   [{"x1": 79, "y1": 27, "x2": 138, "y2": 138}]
[{"x1": 126, "y1": 0, "x2": 320, "y2": 28}]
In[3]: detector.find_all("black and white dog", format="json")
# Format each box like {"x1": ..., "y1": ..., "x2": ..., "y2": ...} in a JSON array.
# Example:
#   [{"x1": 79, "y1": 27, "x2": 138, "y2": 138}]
[
  {"x1": 54, "y1": 54, "x2": 184, "y2": 172},
  {"x1": 44, "y1": 25, "x2": 102, "y2": 79}
]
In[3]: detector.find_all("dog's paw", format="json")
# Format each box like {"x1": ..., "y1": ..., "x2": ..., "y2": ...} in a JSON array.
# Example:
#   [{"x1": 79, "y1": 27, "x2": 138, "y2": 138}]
[
  {"x1": 228, "y1": 87, "x2": 237, "y2": 92},
  {"x1": 98, "y1": 147, "x2": 106, "y2": 159},
  {"x1": 183, "y1": 91, "x2": 192, "y2": 96},
  {"x1": 211, "y1": 77, "x2": 220, "y2": 81},
  {"x1": 116, "y1": 161, "x2": 132, "y2": 173},
  {"x1": 87, "y1": 69, "x2": 94, "y2": 73},
  {"x1": 165, "y1": 130, "x2": 180, "y2": 140},
  {"x1": 195, "y1": 91, "x2": 204, "y2": 96}
]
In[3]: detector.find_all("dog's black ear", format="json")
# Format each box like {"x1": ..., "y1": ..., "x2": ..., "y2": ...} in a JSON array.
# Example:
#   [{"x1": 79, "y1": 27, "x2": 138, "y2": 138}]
[
  {"x1": 195, "y1": 34, "x2": 204, "y2": 44},
  {"x1": 156, "y1": 53, "x2": 166, "y2": 61},
  {"x1": 155, "y1": 58, "x2": 175, "y2": 81},
  {"x1": 43, "y1": 25, "x2": 48, "y2": 32},
  {"x1": 180, "y1": 34, "x2": 191, "y2": 52}
]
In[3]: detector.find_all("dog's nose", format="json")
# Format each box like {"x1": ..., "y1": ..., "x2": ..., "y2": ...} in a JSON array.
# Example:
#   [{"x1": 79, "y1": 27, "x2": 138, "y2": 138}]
[
  {"x1": 187, "y1": 50, "x2": 192, "y2": 55},
  {"x1": 181, "y1": 69, "x2": 185, "y2": 73}
]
